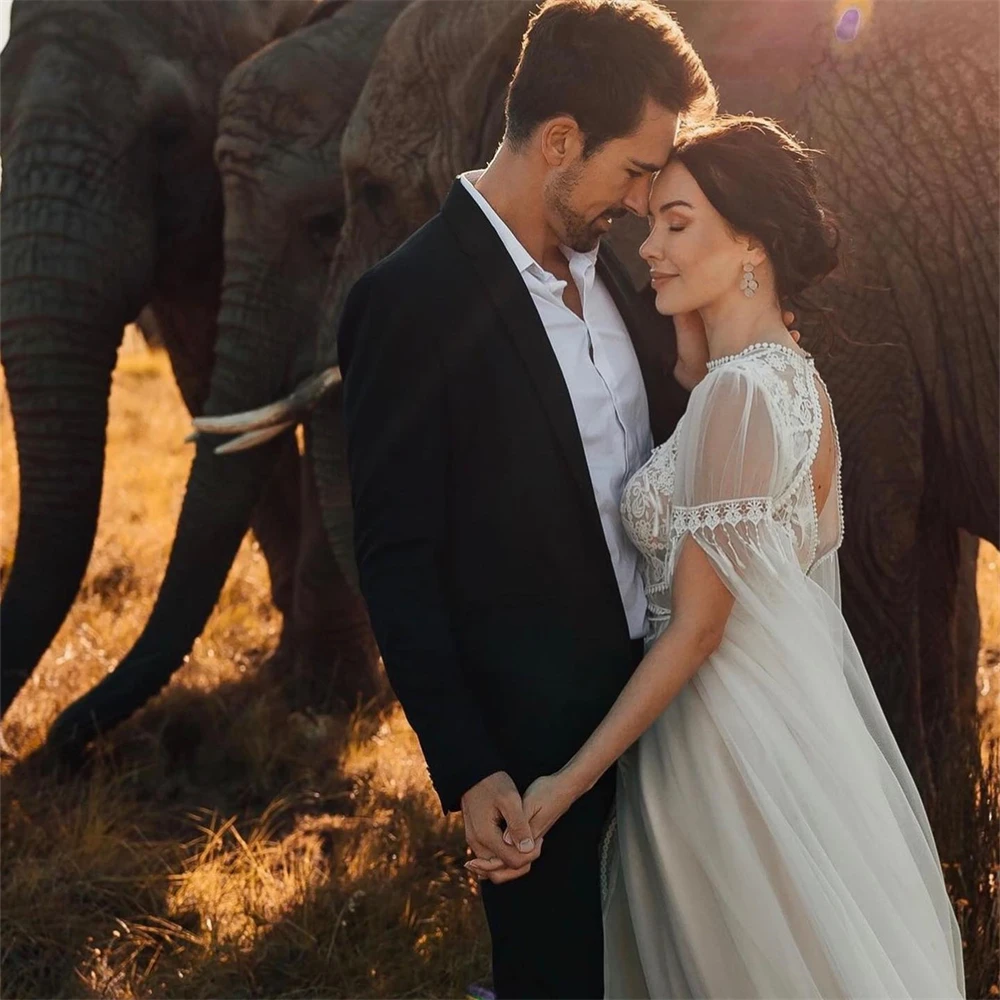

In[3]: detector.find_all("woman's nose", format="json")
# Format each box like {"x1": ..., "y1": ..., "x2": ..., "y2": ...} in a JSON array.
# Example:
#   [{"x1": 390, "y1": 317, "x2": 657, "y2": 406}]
[{"x1": 639, "y1": 234, "x2": 657, "y2": 263}]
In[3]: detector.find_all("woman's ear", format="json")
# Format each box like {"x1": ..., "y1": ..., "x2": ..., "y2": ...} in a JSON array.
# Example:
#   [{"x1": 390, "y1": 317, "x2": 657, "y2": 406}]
[{"x1": 745, "y1": 239, "x2": 768, "y2": 268}]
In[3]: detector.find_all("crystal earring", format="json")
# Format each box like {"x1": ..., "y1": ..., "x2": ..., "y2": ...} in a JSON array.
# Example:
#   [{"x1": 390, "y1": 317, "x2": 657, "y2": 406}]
[{"x1": 740, "y1": 262, "x2": 758, "y2": 298}]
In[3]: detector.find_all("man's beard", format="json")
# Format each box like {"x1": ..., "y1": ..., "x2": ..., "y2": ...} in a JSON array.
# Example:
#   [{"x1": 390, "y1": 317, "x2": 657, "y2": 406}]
[{"x1": 547, "y1": 164, "x2": 623, "y2": 253}]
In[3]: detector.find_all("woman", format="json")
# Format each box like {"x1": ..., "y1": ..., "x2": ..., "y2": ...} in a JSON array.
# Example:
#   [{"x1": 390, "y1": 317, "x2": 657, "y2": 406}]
[{"x1": 519, "y1": 116, "x2": 965, "y2": 998}]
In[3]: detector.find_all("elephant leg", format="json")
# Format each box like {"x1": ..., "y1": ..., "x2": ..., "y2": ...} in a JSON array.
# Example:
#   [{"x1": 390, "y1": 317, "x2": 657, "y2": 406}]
[
  {"x1": 285, "y1": 430, "x2": 381, "y2": 712},
  {"x1": 918, "y1": 524, "x2": 982, "y2": 751},
  {"x1": 916, "y1": 519, "x2": 982, "y2": 817},
  {"x1": 840, "y1": 532, "x2": 932, "y2": 793},
  {"x1": 247, "y1": 433, "x2": 301, "y2": 638}
]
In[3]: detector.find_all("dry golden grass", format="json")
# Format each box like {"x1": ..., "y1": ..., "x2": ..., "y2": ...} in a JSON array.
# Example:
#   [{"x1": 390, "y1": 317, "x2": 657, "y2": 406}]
[
  {"x1": 979, "y1": 542, "x2": 1000, "y2": 740},
  {"x1": 0, "y1": 337, "x2": 488, "y2": 999},
  {"x1": 0, "y1": 335, "x2": 996, "y2": 998}
]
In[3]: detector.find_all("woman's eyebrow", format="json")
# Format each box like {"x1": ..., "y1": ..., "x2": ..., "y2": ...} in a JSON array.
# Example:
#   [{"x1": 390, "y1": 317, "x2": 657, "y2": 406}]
[{"x1": 649, "y1": 199, "x2": 694, "y2": 217}]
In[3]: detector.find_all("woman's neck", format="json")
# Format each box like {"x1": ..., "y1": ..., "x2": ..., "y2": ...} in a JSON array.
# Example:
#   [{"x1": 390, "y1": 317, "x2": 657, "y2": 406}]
[{"x1": 700, "y1": 289, "x2": 793, "y2": 361}]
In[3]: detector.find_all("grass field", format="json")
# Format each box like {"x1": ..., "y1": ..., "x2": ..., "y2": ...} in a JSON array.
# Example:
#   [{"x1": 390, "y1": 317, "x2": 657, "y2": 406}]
[{"x1": 1, "y1": 337, "x2": 997, "y2": 998}]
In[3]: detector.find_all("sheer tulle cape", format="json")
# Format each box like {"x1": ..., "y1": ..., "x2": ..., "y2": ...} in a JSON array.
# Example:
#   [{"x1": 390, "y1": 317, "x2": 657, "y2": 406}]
[{"x1": 604, "y1": 359, "x2": 964, "y2": 998}]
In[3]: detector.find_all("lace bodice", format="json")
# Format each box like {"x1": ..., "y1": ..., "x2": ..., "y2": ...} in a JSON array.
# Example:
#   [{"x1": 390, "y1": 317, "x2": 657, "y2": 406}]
[{"x1": 621, "y1": 342, "x2": 843, "y2": 633}]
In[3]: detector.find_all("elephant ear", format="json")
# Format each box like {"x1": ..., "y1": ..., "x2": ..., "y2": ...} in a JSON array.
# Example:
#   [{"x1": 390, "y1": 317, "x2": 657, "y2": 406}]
[{"x1": 452, "y1": 1, "x2": 537, "y2": 167}]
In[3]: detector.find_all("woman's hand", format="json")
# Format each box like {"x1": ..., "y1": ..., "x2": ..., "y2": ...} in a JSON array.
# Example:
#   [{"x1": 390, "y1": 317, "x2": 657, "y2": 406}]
[
  {"x1": 520, "y1": 770, "x2": 581, "y2": 841},
  {"x1": 464, "y1": 770, "x2": 581, "y2": 883},
  {"x1": 672, "y1": 309, "x2": 801, "y2": 391}
]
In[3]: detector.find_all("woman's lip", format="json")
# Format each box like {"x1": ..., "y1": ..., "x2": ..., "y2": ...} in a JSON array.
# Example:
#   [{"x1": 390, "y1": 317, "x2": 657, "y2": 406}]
[{"x1": 650, "y1": 272, "x2": 678, "y2": 285}]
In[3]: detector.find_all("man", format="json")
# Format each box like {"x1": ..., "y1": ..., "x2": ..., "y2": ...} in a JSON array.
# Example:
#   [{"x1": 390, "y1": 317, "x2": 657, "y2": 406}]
[{"x1": 339, "y1": 1, "x2": 715, "y2": 995}]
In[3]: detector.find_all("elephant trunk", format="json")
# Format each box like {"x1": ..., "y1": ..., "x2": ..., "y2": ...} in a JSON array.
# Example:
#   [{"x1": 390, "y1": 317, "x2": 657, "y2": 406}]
[
  {"x1": 0, "y1": 133, "x2": 154, "y2": 716},
  {"x1": 305, "y1": 395, "x2": 382, "y2": 707},
  {"x1": 46, "y1": 251, "x2": 305, "y2": 750}
]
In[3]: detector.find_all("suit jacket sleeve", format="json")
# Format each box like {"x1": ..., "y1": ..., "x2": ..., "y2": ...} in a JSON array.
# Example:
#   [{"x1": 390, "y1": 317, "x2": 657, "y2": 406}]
[{"x1": 339, "y1": 270, "x2": 508, "y2": 813}]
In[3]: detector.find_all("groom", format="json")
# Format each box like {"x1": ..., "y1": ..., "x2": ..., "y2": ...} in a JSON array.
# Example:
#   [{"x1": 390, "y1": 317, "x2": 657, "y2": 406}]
[{"x1": 339, "y1": 1, "x2": 715, "y2": 996}]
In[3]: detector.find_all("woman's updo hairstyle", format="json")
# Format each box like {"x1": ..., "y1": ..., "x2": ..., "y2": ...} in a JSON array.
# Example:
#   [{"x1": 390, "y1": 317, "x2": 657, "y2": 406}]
[{"x1": 670, "y1": 115, "x2": 840, "y2": 303}]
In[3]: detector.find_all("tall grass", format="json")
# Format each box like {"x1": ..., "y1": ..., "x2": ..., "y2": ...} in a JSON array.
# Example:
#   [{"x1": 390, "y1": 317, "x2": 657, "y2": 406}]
[{"x1": 1, "y1": 340, "x2": 996, "y2": 997}]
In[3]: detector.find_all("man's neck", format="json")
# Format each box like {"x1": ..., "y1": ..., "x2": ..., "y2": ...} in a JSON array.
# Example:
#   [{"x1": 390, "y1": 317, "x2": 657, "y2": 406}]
[{"x1": 472, "y1": 145, "x2": 566, "y2": 272}]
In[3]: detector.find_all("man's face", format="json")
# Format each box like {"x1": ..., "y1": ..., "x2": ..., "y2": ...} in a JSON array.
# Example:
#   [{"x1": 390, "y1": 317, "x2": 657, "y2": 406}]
[{"x1": 544, "y1": 99, "x2": 678, "y2": 252}]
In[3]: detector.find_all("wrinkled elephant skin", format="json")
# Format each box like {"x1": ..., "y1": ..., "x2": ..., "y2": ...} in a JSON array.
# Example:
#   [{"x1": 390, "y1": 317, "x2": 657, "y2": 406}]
[
  {"x1": 318, "y1": 0, "x2": 997, "y2": 806},
  {"x1": 44, "y1": 0, "x2": 406, "y2": 757},
  {"x1": 0, "y1": 0, "x2": 316, "y2": 717}
]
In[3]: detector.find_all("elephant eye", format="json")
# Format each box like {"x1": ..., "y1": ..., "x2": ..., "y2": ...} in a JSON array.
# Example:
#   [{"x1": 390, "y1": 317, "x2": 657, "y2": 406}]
[{"x1": 306, "y1": 211, "x2": 342, "y2": 261}]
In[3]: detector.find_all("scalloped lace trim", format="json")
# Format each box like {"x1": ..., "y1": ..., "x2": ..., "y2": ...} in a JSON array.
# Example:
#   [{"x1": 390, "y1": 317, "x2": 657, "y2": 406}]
[{"x1": 670, "y1": 497, "x2": 775, "y2": 539}]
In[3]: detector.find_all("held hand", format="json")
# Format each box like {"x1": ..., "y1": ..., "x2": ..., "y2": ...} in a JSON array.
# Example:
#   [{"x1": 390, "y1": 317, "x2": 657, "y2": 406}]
[
  {"x1": 521, "y1": 771, "x2": 579, "y2": 841},
  {"x1": 461, "y1": 771, "x2": 542, "y2": 885},
  {"x1": 463, "y1": 769, "x2": 578, "y2": 885}
]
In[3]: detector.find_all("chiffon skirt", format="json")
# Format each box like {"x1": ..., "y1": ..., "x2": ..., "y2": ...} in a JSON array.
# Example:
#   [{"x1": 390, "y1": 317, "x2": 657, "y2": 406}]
[{"x1": 601, "y1": 597, "x2": 965, "y2": 999}]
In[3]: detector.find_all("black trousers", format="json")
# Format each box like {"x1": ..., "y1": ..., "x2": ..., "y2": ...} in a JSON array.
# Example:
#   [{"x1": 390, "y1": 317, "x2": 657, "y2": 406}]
[{"x1": 480, "y1": 638, "x2": 645, "y2": 999}]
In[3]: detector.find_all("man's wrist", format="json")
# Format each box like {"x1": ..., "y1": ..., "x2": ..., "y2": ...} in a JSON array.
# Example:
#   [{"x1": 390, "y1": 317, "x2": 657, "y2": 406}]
[{"x1": 445, "y1": 762, "x2": 508, "y2": 813}]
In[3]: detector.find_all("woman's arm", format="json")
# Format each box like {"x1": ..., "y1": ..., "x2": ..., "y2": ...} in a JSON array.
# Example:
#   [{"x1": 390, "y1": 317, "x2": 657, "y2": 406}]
[{"x1": 519, "y1": 534, "x2": 736, "y2": 840}]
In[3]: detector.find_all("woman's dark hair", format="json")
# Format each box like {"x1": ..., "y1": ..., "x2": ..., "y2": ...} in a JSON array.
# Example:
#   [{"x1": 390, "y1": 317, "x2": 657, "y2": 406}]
[
  {"x1": 505, "y1": 0, "x2": 717, "y2": 157},
  {"x1": 671, "y1": 115, "x2": 841, "y2": 302}
]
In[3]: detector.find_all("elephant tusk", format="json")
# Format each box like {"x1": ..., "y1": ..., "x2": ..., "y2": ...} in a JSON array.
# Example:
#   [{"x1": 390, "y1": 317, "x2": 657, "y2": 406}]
[
  {"x1": 190, "y1": 367, "x2": 342, "y2": 437},
  {"x1": 214, "y1": 420, "x2": 297, "y2": 454}
]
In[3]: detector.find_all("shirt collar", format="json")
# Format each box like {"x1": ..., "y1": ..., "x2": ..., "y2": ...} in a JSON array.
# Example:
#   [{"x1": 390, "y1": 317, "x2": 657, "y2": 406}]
[
  {"x1": 459, "y1": 170, "x2": 538, "y2": 276},
  {"x1": 459, "y1": 170, "x2": 601, "y2": 288}
]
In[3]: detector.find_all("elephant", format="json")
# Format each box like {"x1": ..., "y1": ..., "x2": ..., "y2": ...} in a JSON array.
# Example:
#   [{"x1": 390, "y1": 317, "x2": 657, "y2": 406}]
[
  {"x1": 0, "y1": 0, "x2": 321, "y2": 717},
  {"x1": 219, "y1": 0, "x2": 997, "y2": 813},
  {"x1": 42, "y1": 0, "x2": 408, "y2": 756}
]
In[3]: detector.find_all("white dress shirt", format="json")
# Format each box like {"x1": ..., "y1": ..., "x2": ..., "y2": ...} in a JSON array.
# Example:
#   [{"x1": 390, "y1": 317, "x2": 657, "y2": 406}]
[{"x1": 460, "y1": 170, "x2": 652, "y2": 639}]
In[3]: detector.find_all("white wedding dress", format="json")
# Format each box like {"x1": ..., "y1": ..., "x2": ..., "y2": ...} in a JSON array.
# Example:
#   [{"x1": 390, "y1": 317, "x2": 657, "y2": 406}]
[{"x1": 602, "y1": 342, "x2": 964, "y2": 999}]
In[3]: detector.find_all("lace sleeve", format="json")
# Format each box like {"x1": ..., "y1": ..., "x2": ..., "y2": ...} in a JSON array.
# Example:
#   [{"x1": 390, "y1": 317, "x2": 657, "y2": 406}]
[{"x1": 667, "y1": 365, "x2": 796, "y2": 588}]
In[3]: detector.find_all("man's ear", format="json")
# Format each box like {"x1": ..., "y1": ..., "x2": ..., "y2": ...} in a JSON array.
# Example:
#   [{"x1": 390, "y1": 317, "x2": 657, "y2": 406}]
[{"x1": 538, "y1": 116, "x2": 582, "y2": 167}]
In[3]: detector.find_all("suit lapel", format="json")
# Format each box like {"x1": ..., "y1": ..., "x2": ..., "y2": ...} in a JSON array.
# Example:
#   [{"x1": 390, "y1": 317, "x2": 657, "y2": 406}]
[{"x1": 442, "y1": 180, "x2": 599, "y2": 519}]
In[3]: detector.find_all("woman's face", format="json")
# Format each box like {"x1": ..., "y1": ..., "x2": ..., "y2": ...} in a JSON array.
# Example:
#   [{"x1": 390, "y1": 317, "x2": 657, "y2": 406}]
[{"x1": 639, "y1": 159, "x2": 757, "y2": 315}]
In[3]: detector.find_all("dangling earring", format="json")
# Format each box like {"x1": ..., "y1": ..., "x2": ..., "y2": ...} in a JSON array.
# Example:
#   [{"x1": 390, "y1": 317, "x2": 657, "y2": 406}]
[{"x1": 741, "y1": 262, "x2": 758, "y2": 298}]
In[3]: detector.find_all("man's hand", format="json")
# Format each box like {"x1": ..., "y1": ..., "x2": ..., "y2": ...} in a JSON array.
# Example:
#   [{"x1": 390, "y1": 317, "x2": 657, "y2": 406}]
[
  {"x1": 461, "y1": 771, "x2": 542, "y2": 885},
  {"x1": 783, "y1": 310, "x2": 802, "y2": 344},
  {"x1": 673, "y1": 309, "x2": 801, "y2": 390}
]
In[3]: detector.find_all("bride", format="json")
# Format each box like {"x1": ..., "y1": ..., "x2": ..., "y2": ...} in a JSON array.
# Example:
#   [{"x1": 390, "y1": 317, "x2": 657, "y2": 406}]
[{"x1": 519, "y1": 116, "x2": 965, "y2": 998}]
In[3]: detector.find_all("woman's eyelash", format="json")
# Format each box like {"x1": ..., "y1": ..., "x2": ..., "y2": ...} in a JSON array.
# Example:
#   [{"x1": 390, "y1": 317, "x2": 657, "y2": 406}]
[{"x1": 669, "y1": 225, "x2": 686, "y2": 232}]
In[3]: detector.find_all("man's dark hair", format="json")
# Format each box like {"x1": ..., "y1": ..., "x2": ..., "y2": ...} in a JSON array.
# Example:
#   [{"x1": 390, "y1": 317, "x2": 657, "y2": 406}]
[{"x1": 505, "y1": 0, "x2": 717, "y2": 157}]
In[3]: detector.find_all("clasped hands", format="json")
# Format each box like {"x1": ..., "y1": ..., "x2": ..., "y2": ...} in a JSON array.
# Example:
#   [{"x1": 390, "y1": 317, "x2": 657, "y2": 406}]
[{"x1": 462, "y1": 770, "x2": 576, "y2": 884}]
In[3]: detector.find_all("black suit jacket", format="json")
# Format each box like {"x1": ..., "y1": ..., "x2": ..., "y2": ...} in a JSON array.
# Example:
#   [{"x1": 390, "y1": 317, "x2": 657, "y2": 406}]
[{"x1": 339, "y1": 179, "x2": 689, "y2": 813}]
